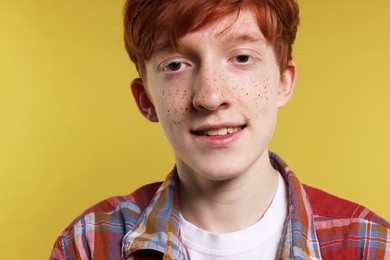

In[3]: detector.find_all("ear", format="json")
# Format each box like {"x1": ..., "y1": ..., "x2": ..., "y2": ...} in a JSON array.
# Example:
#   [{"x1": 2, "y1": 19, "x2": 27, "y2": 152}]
[
  {"x1": 277, "y1": 60, "x2": 297, "y2": 108},
  {"x1": 131, "y1": 78, "x2": 159, "y2": 122}
]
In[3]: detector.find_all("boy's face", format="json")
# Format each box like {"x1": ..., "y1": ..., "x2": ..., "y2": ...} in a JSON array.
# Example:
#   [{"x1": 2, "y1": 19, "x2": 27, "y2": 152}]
[{"x1": 132, "y1": 9, "x2": 296, "y2": 181}]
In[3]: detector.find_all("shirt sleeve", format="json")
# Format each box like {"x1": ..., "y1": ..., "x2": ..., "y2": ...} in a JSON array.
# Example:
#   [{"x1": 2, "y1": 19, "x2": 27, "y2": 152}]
[{"x1": 50, "y1": 239, "x2": 67, "y2": 260}]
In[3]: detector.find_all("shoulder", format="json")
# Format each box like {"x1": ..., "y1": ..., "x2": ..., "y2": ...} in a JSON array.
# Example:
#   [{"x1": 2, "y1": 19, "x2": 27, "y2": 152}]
[
  {"x1": 61, "y1": 181, "x2": 162, "y2": 234},
  {"x1": 77, "y1": 181, "x2": 162, "y2": 218},
  {"x1": 50, "y1": 182, "x2": 162, "y2": 259},
  {"x1": 303, "y1": 184, "x2": 390, "y2": 258},
  {"x1": 303, "y1": 184, "x2": 390, "y2": 227}
]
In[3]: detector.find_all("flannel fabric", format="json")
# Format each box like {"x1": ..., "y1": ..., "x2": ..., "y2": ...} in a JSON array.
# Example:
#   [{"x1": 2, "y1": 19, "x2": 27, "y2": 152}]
[{"x1": 51, "y1": 152, "x2": 390, "y2": 259}]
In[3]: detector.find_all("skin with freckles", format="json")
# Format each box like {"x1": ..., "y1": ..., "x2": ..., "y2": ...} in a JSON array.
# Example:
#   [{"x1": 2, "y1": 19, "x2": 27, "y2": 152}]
[{"x1": 131, "y1": 9, "x2": 296, "y2": 233}]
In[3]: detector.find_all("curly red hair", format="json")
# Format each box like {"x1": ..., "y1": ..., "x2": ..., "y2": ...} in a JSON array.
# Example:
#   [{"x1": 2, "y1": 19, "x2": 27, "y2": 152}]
[{"x1": 124, "y1": 0, "x2": 299, "y2": 75}]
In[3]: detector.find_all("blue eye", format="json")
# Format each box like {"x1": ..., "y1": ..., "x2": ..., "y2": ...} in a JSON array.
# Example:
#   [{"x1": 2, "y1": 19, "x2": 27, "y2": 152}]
[{"x1": 236, "y1": 55, "x2": 250, "y2": 63}]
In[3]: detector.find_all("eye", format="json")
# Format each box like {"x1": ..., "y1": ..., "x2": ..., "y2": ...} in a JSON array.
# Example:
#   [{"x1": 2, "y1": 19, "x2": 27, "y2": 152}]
[
  {"x1": 235, "y1": 55, "x2": 250, "y2": 63},
  {"x1": 167, "y1": 62, "x2": 181, "y2": 71},
  {"x1": 162, "y1": 61, "x2": 188, "y2": 72}
]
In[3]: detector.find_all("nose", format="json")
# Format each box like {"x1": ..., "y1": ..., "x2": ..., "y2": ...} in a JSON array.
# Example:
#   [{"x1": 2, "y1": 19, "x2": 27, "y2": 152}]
[{"x1": 192, "y1": 65, "x2": 231, "y2": 111}]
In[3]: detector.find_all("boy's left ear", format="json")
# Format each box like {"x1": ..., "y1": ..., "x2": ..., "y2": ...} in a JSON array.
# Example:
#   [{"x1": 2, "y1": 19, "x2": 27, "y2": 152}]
[
  {"x1": 277, "y1": 60, "x2": 297, "y2": 108},
  {"x1": 131, "y1": 78, "x2": 159, "y2": 122}
]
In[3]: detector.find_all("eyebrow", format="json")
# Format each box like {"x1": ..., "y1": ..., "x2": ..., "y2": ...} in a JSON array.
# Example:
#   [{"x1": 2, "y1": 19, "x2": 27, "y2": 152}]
[
  {"x1": 220, "y1": 32, "x2": 266, "y2": 44},
  {"x1": 153, "y1": 38, "x2": 176, "y2": 55},
  {"x1": 153, "y1": 32, "x2": 266, "y2": 56}
]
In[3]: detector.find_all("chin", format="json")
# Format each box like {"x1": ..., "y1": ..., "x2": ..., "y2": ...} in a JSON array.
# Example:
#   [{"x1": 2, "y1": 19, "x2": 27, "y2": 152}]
[{"x1": 197, "y1": 166, "x2": 245, "y2": 182}]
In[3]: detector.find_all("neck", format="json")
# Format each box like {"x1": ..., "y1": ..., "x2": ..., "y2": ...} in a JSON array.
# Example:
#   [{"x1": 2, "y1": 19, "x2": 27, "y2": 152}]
[{"x1": 177, "y1": 152, "x2": 279, "y2": 233}]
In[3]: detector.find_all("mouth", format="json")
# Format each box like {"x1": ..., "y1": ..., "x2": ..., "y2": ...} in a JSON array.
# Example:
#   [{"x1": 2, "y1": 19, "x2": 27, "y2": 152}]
[{"x1": 192, "y1": 125, "x2": 246, "y2": 137}]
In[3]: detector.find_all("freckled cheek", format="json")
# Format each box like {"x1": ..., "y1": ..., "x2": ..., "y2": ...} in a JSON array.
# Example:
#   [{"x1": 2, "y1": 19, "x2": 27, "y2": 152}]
[
  {"x1": 260, "y1": 75, "x2": 274, "y2": 105},
  {"x1": 234, "y1": 75, "x2": 274, "y2": 118},
  {"x1": 157, "y1": 88, "x2": 192, "y2": 126}
]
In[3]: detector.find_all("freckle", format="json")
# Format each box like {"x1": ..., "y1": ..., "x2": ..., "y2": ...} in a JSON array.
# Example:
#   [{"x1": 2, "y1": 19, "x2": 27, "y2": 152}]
[{"x1": 246, "y1": 93, "x2": 248, "y2": 96}]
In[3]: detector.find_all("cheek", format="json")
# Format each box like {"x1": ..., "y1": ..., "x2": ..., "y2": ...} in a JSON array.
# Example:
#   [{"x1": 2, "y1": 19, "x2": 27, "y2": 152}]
[
  {"x1": 158, "y1": 87, "x2": 191, "y2": 126},
  {"x1": 260, "y1": 74, "x2": 273, "y2": 105},
  {"x1": 232, "y1": 74, "x2": 274, "y2": 117}
]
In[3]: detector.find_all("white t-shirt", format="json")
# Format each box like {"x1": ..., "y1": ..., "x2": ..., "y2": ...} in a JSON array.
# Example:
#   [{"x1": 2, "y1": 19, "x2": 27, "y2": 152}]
[{"x1": 179, "y1": 172, "x2": 288, "y2": 260}]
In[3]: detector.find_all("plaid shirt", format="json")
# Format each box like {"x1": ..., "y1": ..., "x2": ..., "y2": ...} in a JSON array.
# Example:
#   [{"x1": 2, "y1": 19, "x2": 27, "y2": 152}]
[{"x1": 50, "y1": 152, "x2": 390, "y2": 259}]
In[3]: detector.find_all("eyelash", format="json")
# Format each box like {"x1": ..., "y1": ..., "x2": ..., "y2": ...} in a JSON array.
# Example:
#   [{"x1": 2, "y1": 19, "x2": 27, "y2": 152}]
[
  {"x1": 159, "y1": 53, "x2": 258, "y2": 72},
  {"x1": 162, "y1": 61, "x2": 189, "y2": 72},
  {"x1": 230, "y1": 54, "x2": 258, "y2": 64}
]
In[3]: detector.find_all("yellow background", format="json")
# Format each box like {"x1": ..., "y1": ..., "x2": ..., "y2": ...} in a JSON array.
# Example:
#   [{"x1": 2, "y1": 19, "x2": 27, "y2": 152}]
[{"x1": 1, "y1": 0, "x2": 389, "y2": 259}]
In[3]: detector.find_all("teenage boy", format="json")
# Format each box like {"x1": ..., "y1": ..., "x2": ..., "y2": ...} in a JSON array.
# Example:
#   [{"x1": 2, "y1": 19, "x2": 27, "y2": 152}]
[{"x1": 51, "y1": 0, "x2": 390, "y2": 259}]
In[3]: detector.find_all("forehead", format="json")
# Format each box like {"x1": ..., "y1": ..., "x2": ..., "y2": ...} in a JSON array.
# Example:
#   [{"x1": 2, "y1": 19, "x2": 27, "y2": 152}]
[
  {"x1": 194, "y1": 9, "x2": 261, "y2": 39},
  {"x1": 154, "y1": 9, "x2": 265, "y2": 54}
]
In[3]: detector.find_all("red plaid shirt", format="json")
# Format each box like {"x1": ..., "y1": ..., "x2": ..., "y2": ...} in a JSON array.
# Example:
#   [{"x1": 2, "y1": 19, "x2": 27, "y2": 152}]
[{"x1": 51, "y1": 152, "x2": 390, "y2": 259}]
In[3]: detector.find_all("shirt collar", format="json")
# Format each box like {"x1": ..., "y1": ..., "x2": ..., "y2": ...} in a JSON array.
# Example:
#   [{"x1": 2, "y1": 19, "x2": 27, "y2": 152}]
[
  {"x1": 121, "y1": 169, "x2": 186, "y2": 259},
  {"x1": 270, "y1": 152, "x2": 322, "y2": 259},
  {"x1": 122, "y1": 152, "x2": 322, "y2": 259}
]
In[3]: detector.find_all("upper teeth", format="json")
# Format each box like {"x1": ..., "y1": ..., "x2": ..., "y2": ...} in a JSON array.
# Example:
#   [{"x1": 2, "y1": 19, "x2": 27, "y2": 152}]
[{"x1": 201, "y1": 127, "x2": 241, "y2": 136}]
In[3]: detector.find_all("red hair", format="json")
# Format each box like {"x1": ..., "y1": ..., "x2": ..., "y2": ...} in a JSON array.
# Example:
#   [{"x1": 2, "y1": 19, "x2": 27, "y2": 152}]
[{"x1": 124, "y1": 0, "x2": 299, "y2": 75}]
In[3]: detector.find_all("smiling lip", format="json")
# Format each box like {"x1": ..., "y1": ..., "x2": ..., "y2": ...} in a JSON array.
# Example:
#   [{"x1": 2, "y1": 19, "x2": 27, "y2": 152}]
[
  {"x1": 191, "y1": 124, "x2": 246, "y2": 147},
  {"x1": 192, "y1": 126, "x2": 245, "y2": 136}
]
